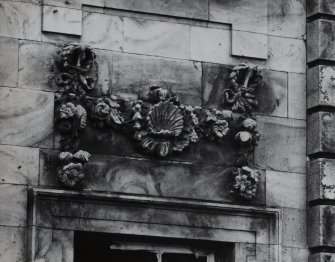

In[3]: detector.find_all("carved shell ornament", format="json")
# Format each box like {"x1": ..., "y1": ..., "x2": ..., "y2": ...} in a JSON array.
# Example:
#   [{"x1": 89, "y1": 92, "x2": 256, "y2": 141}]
[{"x1": 53, "y1": 44, "x2": 261, "y2": 199}]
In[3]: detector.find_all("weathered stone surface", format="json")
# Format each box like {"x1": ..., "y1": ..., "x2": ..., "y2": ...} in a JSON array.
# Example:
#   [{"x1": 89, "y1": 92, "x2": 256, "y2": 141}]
[
  {"x1": 42, "y1": 32, "x2": 80, "y2": 44},
  {"x1": 268, "y1": 0, "x2": 306, "y2": 39},
  {"x1": 308, "y1": 159, "x2": 335, "y2": 201},
  {"x1": 266, "y1": 170, "x2": 306, "y2": 209},
  {"x1": 0, "y1": 145, "x2": 39, "y2": 185},
  {"x1": 308, "y1": 20, "x2": 335, "y2": 63},
  {"x1": 289, "y1": 73, "x2": 306, "y2": 119},
  {"x1": 307, "y1": 0, "x2": 335, "y2": 16},
  {"x1": 0, "y1": 184, "x2": 27, "y2": 226},
  {"x1": 255, "y1": 116, "x2": 306, "y2": 173},
  {"x1": 81, "y1": 12, "x2": 123, "y2": 51},
  {"x1": 268, "y1": 36, "x2": 306, "y2": 73},
  {"x1": 309, "y1": 253, "x2": 335, "y2": 262},
  {"x1": 0, "y1": 88, "x2": 54, "y2": 147},
  {"x1": 190, "y1": 27, "x2": 231, "y2": 64},
  {"x1": 42, "y1": 5, "x2": 82, "y2": 36},
  {"x1": 307, "y1": 112, "x2": 335, "y2": 155},
  {"x1": 0, "y1": 226, "x2": 26, "y2": 262},
  {"x1": 44, "y1": 0, "x2": 104, "y2": 9},
  {"x1": 0, "y1": 1, "x2": 41, "y2": 41},
  {"x1": 40, "y1": 151, "x2": 265, "y2": 204},
  {"x1": 105, "y1": 0, "x2": 209, "y2": 20},
  {"x1": 124, "y1": 18, "x2": 190, "y2": 59},
  {"x1": 209, "y1": 0, "x2": 267, "y2": 34},
  {"x1": 202, "y1": 64, "x2": 288, "y2": 117},
  {"x1": 282, "y1": 247, "x2": 309, "y2": 262},
  {"x1": 93, "y1": 49, "x2": 113, "y2": 96},
  {"x1": 112, "y1": 52, "x2": 202, "y2": 106},
  {"x1": 0, "y1": 37, "x2": 18, "y2": 88},
  {"x1": 307, "y1": 65, "x2": 335, "y2": 109},
  {"x1": 308, "y1": 205, "x2": 335, "y2": 247},
  {"x1": 231, "y1": 31, "x2": 267, "y2": 60},
  {"x1": 283, "y1": 208, "x2": 307, "y2": 248},
  {"x1": 18, "y1": 41, "x2": 59, "y2": 92}
]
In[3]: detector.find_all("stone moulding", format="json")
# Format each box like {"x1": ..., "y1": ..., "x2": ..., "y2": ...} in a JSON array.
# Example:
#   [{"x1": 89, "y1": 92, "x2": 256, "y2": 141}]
[{"x1": 54, "y1": 44, "x2": 262, "y2": 199}]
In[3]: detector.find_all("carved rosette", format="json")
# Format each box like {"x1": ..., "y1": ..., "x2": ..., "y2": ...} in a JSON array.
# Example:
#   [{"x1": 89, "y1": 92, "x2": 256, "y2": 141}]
[
  {"x1": 57, "y1": 150, "x2": 91, "y2": 187},
  {"x1": 231, "y1": 166, "x2": 260, "y2": 200}
]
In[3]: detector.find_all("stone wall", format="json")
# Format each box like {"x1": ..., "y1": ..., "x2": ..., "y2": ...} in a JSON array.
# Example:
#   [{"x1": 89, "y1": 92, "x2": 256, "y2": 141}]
[{"x1": 0, "y1": 0, "x2": 307, "y2": 261}]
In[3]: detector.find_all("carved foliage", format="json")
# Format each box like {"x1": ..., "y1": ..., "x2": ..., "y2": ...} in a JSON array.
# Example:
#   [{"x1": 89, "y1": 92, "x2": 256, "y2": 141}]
[{"x1": 231, "y1": 166, "x2": 260, "y2": 200}]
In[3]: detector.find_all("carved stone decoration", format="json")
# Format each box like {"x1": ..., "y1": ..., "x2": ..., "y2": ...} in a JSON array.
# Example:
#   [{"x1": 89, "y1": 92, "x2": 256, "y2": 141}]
[
  {"x1": 51, "y1": 45, "x2": 263, "y2": 199},
  {"x1": 57, "y1": 150, "x2": 91, "y2": 187},
  {"x1": 55, "y1": 44, "x2": 98, "y2": 95},
  {"x1": 231, "y1": 166, "x2": 260, "y2": 200},
  {"x1": 223, "y1": 64, "x2": 262, "y2": 115}
]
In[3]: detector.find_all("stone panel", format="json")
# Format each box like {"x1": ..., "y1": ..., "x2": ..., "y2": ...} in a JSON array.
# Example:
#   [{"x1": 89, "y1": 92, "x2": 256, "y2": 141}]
[
  {"x1": 255, "y1": 116, "x2": 306, "y2": 173},
  {"x1": 112, "y1": 52, "x2": 202, "y2": 106},
  {"x1": 307, "y1": 65, "x2": 335, "y2": 108},
  {"x1": 0, "y1": 184, "x2": 27, "y2": 227},
  {"x1": 202, "y1": 64, "x2": 288, "y2": 117},
  {"x1": 209, "y1": 0, "x2": 267, "y2": 34},
  {"x1": 307, "y1": 112, "x2": 335, "y2": 155},
  {"x1": 308, "y1": 205, "x2": 335, "y2": 247},
  {"x1": 0, "y1": 1, "x2": 41, "y2": 41},
  {"x1": 40, "y1": 151, "x2": 265, "y2": 204},
  {"x1": 268, "y1": 0, "x2": 306, "y2": 39},
  {"x1": 268, "y1": 36, "x2": 306, "y2": 73},
  {"x1": 307, "y1": 20, "x2": 335, "y2": 63},
  {"x1": 81, "y1": 12, "x2": 123, "y2": 51},
  {"x1": 0, "y1": 37, "x2": 18, "y2": 88},
  {"x1": 0, "y1": 88, "x2": 54, "y2": 148},
  {"x1": 308, "y1": 158, "x2": 335, "y2": 201},
  {"x1": 42, "y1": 5, "x2": 82, "y2": 36},
  {"x1": 0, "y1": 145, "x2": 39, "y2": 185},
  {"x1": 105, "y1": 0, "x2": 209, "y2": 20},
  {"x1": 231, "y1": 31, "x2": 267, "y2": 60},
  {"x1": 309, "y1": 253, "x2": 335, "y2": 262},
  {"x1": 18, "y1": 41, "x2": 59, "y2": 92},
  {"x1": 307, "y1": 0, "x2": 335, "y2": 17},
  {"x1": 282, "y1": 247, "x2": 309, "y2": 262},
  {"x1": 93, "y1": 49, "x2": 113, "y2": 96},
  {"x1": 289, "y1": 73, "x2": 306, "y2": 119},
  {"x1": 282, "y1": 208, "x2": 307, "y2": 248},
  {"x1": 266, "y1": 170, "x2": 306, "y2": 209},
  {"x1": 0, "y1": 226, "x2": 26, "y2": 262},
  {"x1": 190, "y1": 27, "x2": 231, "y2": 65},
  {"x1": 124, "y1": 18, "x2": 190, "y2": 59}
]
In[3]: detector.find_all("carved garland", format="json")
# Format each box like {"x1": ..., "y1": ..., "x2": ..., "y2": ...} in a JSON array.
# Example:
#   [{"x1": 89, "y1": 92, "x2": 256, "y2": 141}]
[{"x1": 54, "y1": 44, "x2": 261, "y2": 200}]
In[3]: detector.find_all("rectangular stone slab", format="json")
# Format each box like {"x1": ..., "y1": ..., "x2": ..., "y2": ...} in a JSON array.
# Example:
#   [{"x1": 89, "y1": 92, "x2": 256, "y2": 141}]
[
  {"x1": 307, "y1": 65, "x2": 335, "y2": 108},
  {"x1": 308, "y1": 158, "x2": 335, "y2": 201},
  {"x1": 308, "y1": 205, "x2": 335, "y2": 248},
  {"x1": 40, "y1": 150, "x2": 265, "y2": 205},
  {"x1": 309, "y1": 253, "x2": 335, "y2": 262},
  {"x1": 307, "y1": 0, "x2": 335, "y2": 17},
  {"x1": 307, "y1": 112, "x2": 335, "y2": 155},
  {"x1": 307, "y1": 19, "x2": 335, "y2": 63}
]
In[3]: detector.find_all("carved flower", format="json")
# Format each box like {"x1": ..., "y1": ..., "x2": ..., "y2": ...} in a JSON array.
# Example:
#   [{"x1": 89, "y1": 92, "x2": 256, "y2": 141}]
[
  {"x1": 59, "y1": 102, "x2": 77, "y2": 119},
  {"x1": 58, "y1": 163, "x2": 85, "y2": 187},
  {"x1": 94, "y1": 101, "x2": 110, "y2": 120},
  {"x1": 212, "y1": 120, "x2": 229, "y2": 138},
  {"x1": 243, "y1": 118, "x2": 257, "y2": 130},
  {"x1": 138, "y1": 86, "x2": 172, "y2": 103},
  {"x1": 231, "y1": 166, "x2": 260, "y2": 200}
]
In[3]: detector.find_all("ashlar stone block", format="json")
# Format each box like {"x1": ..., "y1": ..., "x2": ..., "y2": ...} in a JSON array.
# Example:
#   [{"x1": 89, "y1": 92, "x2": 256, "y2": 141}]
[
  {"x1": 308, "y1": 159, "x2": 335, "y2": 201},
  {"x1": 308, "y1": 205, "x2": 335, "y2": 248},
  {"x1": 0, "y1": 1, "x2": 41, "y2": 41},
  {"x1": 42, "y1": 5, "x2": 82, "y2": 36},
  {"x1": 44, "y1": 0, "x2": 104, "y2": 9},
  {"x1": 289, "y1": 73, "x2": 306, "y2": 119},
  {"x1": 307, "y1": 65, "x2": 335, "y2": 109},
  {"x1": 307, "y1": 112, "x2": 335, "y2": 155},
  {"x1": 0, "y1": 226, "x2": 26, "y2": 262},
  {"x1": 282, "y1": 207, "x2": 307, "y2": 248},
  {"x1": 231, "y1": 31, "x2": 267, "y2": 60},
  {"x1": 307, "y1": 0, "x2": 335, "y2": 17},
  {"x1": 0, "y1": 145, "x2": 39, "y2": 185},
  {"x1": 0, "y1": 37, "x2": 18, "y2": 88},
  {"x1": 309, "y1": 253, "x2": 335, "y2": 262},
  {"x1": 307, "y1": 20, "x2": 335, "y2": 63},
  {"x1": 81, "y1": 12, "x2": 123, "y2": 51},
  {"x1": 124, "y1": 17, "x2": 190, "y2": 59},
  {"x1": 0, "y1": 88, "x2": 54, "y2": 147}
]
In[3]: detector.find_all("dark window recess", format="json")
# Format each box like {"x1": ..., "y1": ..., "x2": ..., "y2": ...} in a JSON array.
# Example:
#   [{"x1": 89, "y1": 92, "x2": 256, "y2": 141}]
[
  {"x1": 109, "y1": 250, "x2": 158, "y2": 262},
  {"x1": 162, "y1": 253, "x2": 207, "y2": 262}
]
